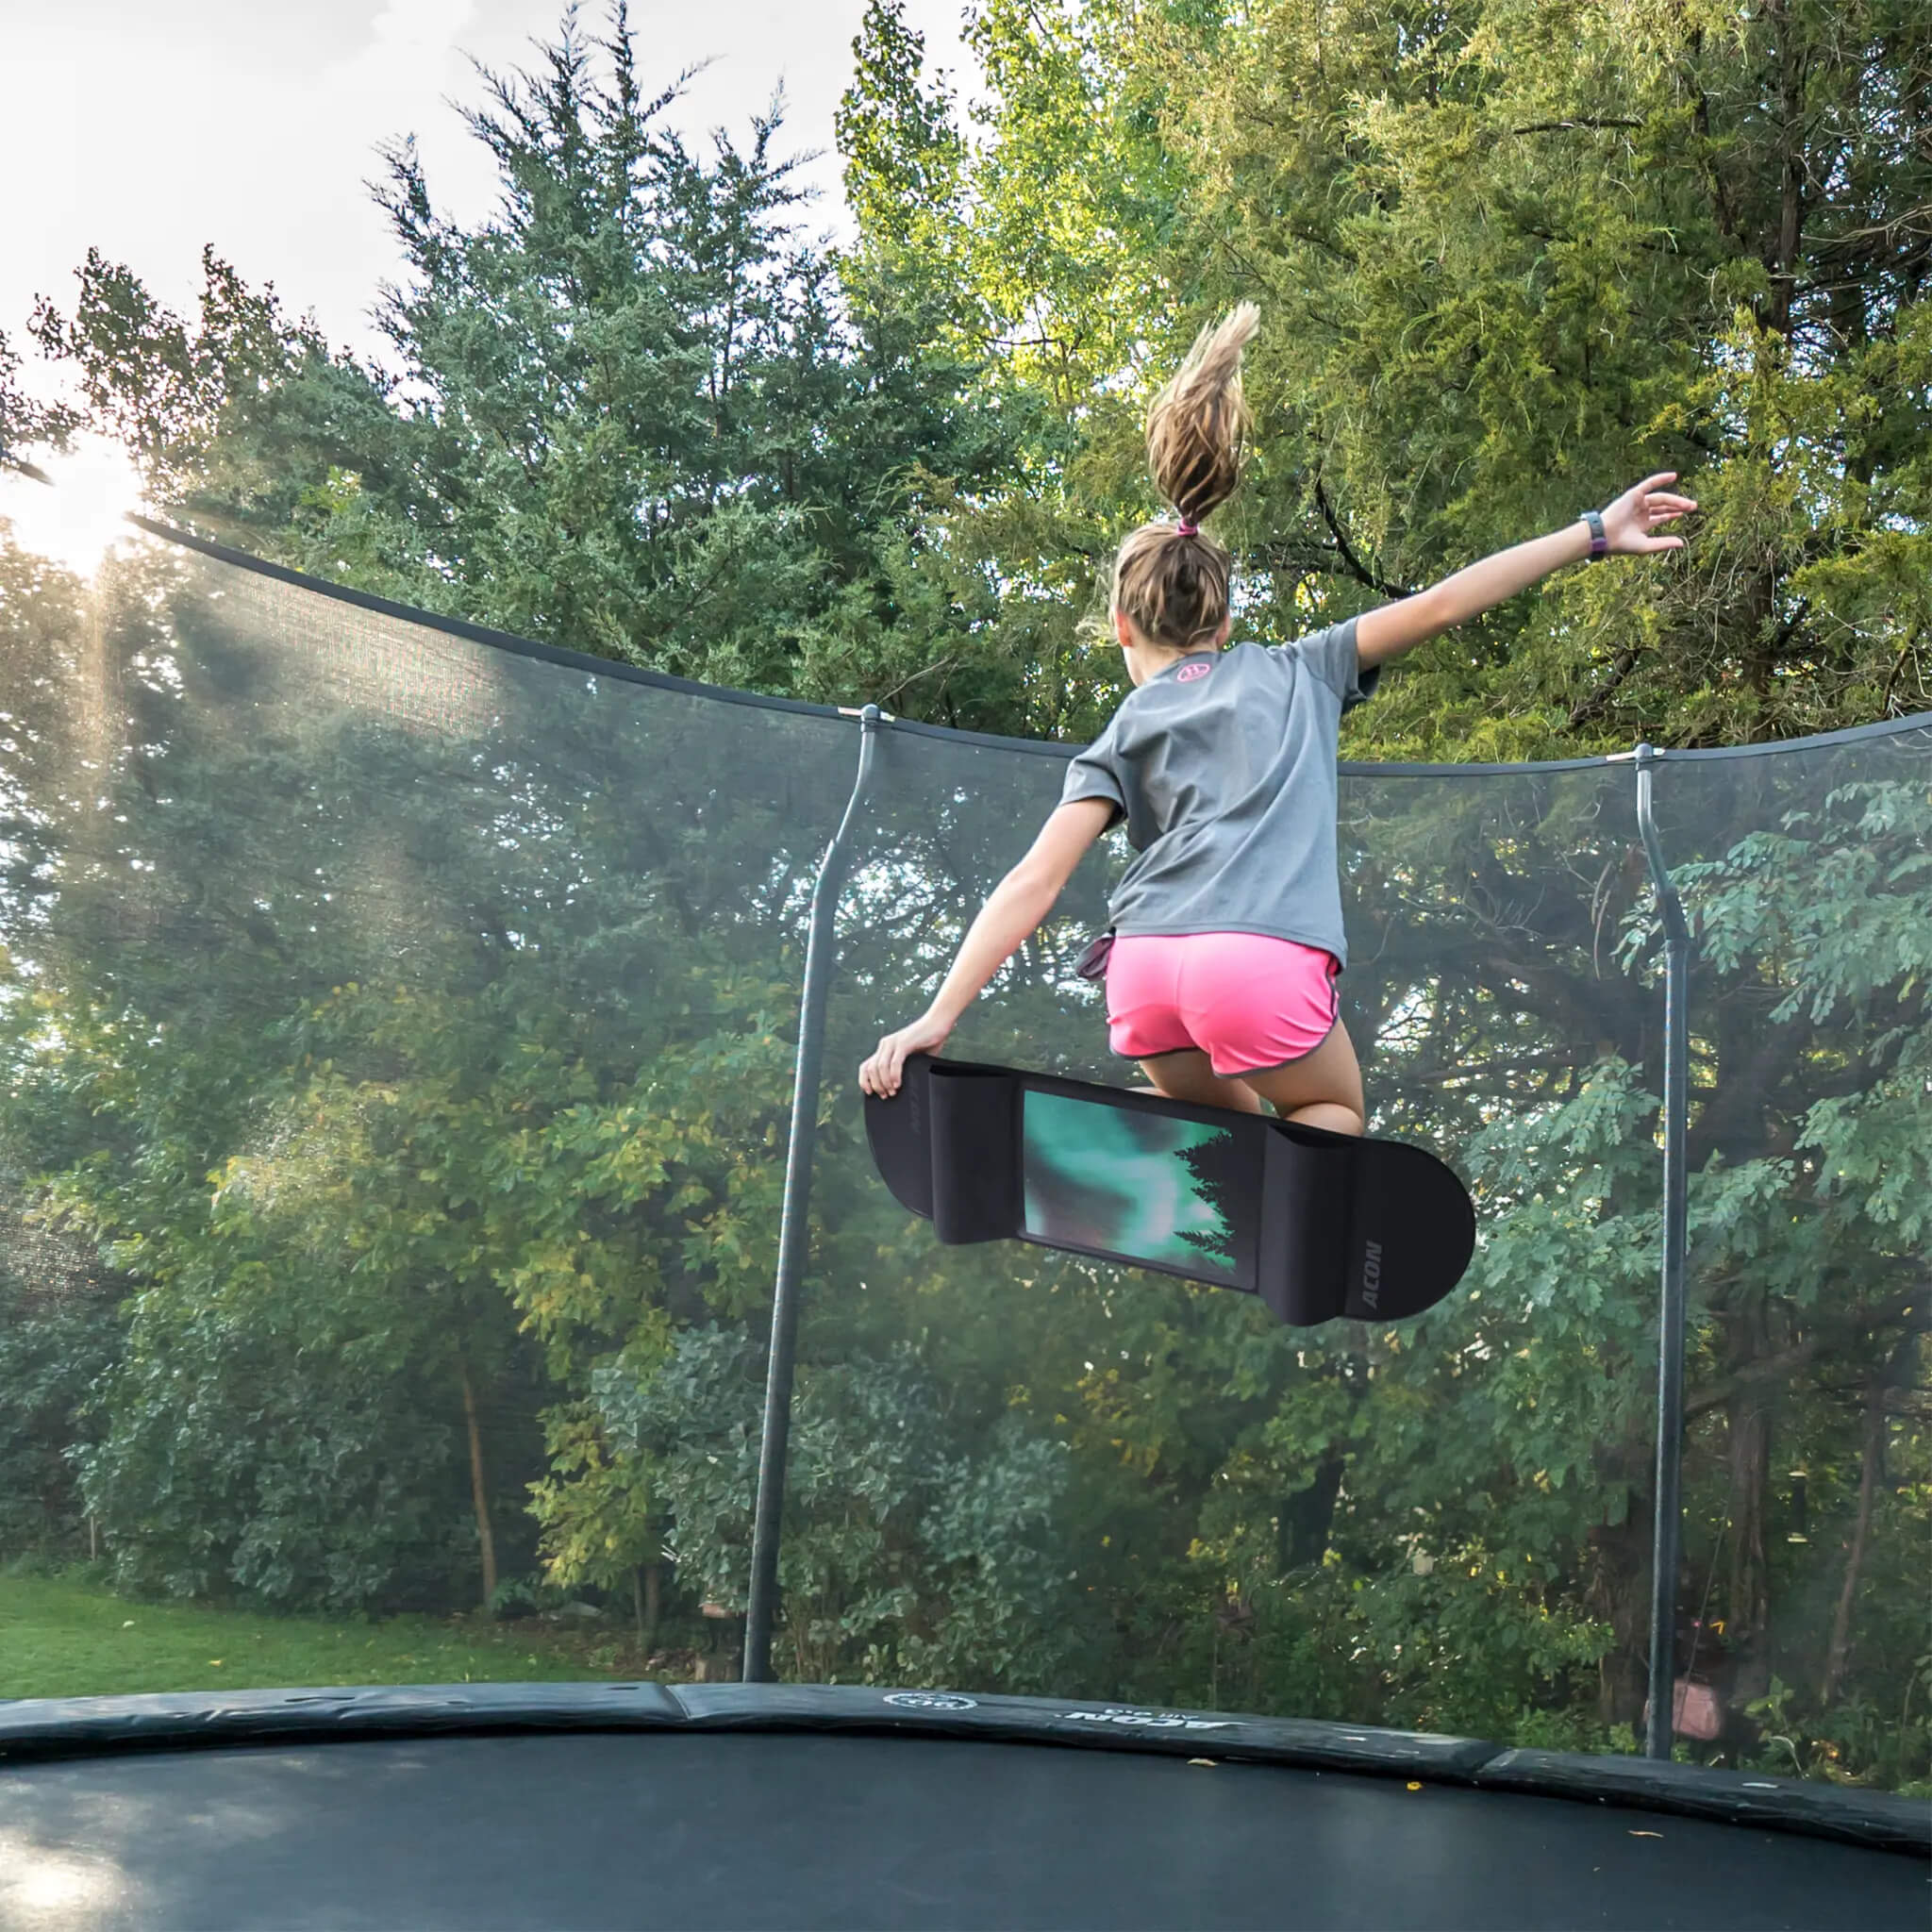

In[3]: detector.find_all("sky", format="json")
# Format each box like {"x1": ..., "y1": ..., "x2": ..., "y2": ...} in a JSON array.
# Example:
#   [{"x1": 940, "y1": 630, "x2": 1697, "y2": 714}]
[{"x1": 3, "y1": 0, "x2": 974, "y2": 400}]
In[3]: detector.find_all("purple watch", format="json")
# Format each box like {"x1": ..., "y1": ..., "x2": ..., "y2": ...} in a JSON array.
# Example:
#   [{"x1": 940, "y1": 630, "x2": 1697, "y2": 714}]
[{"x1": 1580, "y1": 508, "x2": 1608, "y2": 561}]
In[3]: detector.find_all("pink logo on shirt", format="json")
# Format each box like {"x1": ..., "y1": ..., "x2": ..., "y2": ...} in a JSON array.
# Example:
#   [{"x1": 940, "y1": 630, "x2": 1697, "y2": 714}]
[{"x1": 1175, "y1": 661, "x2": 1211, "y2": 684}]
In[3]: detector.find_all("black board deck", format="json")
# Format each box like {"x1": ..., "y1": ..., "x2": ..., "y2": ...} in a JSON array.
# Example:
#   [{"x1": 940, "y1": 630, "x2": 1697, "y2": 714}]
[{"x1": 864, "y1": 1055, "x2": 1476, "y2": 1326}]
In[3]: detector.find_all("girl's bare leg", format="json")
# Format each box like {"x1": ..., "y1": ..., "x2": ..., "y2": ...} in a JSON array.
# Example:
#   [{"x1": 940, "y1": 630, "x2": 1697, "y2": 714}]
[
  {"x1": 1238, "y1": 1022, "x2": 1365, "y2": 1135},
  {"x1": 1137, "y1": 1027, "x2": 1365, "y2": 1135},
  {"x1": 1136, "y1": 1051, "x2": 1264, "y2": 1112}
]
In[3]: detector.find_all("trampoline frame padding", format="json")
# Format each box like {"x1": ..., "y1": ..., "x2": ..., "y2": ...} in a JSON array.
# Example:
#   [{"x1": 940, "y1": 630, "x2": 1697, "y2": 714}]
[{"x1": 1, "y1": 1681, "x2": 1924, "y2": 1856}]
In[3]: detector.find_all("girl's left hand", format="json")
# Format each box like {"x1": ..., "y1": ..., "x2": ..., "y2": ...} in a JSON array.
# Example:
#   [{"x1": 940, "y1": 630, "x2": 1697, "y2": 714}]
[
  {"x1": 859, "y1": 1010, "x2": 956, "y2": 1099},
  {"x1": 1603, "y1": 473, "x2": 1698, "y2": 553}
]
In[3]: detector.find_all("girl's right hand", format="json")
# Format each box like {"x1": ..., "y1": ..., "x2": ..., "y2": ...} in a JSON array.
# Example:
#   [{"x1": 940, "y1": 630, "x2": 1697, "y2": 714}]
[{"x1": 858, "y1": 1010, "x2": 957, "y2": 1099}]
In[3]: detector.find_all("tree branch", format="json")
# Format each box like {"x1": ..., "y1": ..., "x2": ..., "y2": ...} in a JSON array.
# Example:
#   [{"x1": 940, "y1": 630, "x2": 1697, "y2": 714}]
[
  {"x1": 1311, "y1": 473, "x2": 1413, "y2": 598},
  {"x1": 1508, "y1": 118, "x2": 1642, "y2": 137},
  {"x1": 1567, "y1": 644, "x2": 1645, "y2": 730},
  {"x1": 1685, "y1": 1306, "x2": 1931, "y2": 1422}
]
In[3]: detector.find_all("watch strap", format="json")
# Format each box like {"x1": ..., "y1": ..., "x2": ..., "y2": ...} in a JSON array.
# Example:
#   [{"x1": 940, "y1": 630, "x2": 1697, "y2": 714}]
[{"x1": 1580, "y1": 508, "x2": 1608, "y2": 560}]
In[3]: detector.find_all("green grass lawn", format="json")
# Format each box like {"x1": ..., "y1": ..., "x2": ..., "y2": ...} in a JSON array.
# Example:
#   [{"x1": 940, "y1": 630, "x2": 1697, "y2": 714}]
[{"x1": 0, "y1": 1570, "x2": 635, "y2": 1703}]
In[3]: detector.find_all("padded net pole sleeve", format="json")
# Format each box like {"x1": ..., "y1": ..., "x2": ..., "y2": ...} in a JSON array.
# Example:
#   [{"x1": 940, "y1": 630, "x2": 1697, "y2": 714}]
[
  {"x1": 1636, "y1": 746, "x2": 1693, "y2": 1760},
  {"x1": 745, "y1": 707, "x2": 885, "y2": 1683}
]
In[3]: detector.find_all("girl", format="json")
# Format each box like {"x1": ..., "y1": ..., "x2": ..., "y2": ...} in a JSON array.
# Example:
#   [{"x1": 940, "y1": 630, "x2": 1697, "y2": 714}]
[{"x1": 858, "y1": 305, "x2": 1693, "y2": 1131}]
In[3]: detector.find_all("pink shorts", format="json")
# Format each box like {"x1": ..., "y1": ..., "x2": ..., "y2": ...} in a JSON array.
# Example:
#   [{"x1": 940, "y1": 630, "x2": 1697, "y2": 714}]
[{"x1": 1105, "y1": 933, "x2": 1341, "y2": 1077}]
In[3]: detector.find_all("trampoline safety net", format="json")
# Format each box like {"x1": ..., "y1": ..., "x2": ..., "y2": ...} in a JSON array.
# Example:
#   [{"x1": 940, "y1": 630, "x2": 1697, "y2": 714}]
[{"x1": 0, "y1": 524, "x2": 1925, "y2": 1794}]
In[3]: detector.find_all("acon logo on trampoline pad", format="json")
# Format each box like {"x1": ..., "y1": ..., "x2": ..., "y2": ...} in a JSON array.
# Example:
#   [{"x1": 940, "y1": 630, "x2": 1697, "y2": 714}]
[
  {"x1": 883, "y1": 1691, "x2": 978, "y2": 1711},
  {"x1": 1060, "y1": 1707, "x2": 1239, "y2": 1731}
]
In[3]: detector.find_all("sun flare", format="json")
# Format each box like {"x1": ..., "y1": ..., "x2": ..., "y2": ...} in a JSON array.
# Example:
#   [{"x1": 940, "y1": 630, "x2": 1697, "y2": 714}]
[{"x1": 0, "y1": 436, "x2": 146, "y2": 577}]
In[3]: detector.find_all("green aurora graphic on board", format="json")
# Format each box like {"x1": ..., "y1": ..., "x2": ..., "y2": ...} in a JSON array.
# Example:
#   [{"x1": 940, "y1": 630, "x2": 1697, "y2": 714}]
[{"x1": 1020, "y1": 1091, "x2": 1250, "y2": 1284}]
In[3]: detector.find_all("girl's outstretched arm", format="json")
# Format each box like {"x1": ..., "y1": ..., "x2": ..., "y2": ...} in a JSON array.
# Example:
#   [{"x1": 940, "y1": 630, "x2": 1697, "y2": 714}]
[
  {"x1": 1356, "y1": 473, "x2": 1696, "y2": 669},
  {"x1": 859, "y1": 797, "x2": 1116, "y2": 1098}
]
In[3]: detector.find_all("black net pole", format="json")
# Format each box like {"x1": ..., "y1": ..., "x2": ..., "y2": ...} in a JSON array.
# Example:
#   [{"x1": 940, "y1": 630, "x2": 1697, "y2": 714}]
[
  {"x1": 1635, "y1": 745, "x2": 1692, "y2": 1759},
  {"x1": 744, "y1": 705, "x2": 884, "y2": 1682}
]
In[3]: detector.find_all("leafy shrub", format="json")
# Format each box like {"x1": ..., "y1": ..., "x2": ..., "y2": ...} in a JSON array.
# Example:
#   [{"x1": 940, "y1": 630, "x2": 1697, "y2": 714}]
[
  {"x1": 0, "y1": 1280, "x2": 120, "y2": 1559},
  {"x1": 585, "y1": 1325, "x2": 1079, "y2": 1690}
]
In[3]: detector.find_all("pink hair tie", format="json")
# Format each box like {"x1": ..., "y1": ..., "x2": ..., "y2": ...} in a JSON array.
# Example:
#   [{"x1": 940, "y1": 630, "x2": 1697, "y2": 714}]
[{"x1": 1175, "y1": 518, "x2": 1199, "y2": 537}]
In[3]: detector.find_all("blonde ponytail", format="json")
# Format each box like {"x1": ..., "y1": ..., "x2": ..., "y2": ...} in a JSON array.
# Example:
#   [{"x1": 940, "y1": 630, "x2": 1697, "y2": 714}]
[
  {"x1": 1109, "y1": 304, "x2": 1259, "y2": 650},
  {"x1": 1146, "y1": 302, "x2": 1258, "y2": 526}
]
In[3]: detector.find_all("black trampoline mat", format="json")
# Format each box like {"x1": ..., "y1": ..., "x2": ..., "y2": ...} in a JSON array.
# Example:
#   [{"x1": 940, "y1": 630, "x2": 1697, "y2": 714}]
[{"x1": 3, "y1": 1731, "x2": 1925, "y2": 1930}]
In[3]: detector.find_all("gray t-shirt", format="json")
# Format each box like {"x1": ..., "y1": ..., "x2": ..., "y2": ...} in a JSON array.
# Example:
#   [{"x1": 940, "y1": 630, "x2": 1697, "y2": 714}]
[{"x1": 1058, "y1": 621, "x2": 1374, "y2": 964}]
